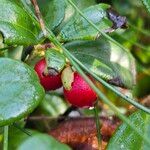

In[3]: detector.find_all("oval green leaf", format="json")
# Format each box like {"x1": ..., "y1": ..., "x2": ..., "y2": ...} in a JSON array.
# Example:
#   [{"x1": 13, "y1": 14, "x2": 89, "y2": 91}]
[
  {"x1": 58, "y1": 4, "x2": 113, "y2": 42},
  {"x1": 17, "y1": 133, "x2": 71, "y2": 150},
  {"x1": 107, "y1": 111, "x2": 150, "y2": 150},
  {"x1": 38, "y1": 0, "x2": 66, "y2": 30},
  {"x1": 0, "y1": 0, "x2": 43, "y2": 45},
  {"x1": 0, "y1": 58, "x2": 44, "y2": 126},
  {"x1": 22, "y1": 0, "x2": 66, "y2": 31},
  {"x1": 55, "y1": 0, "x2": 97, "y2": 34},
  {"x1": 45, "y1": 49, "x2": 66, "y2": 73},
  {"x1": 65, "y1": 38, "x2": 135, "y2": 88}
]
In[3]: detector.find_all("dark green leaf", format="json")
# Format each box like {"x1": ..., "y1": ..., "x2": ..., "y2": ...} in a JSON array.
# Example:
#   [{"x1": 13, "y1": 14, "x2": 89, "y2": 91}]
[
  {"x1": 38, "y1": 0, "x2": 66, "y2": 30},
  {"x1": 22, "y1": 0, "x2": 66, "y2": 31},
  {"x1": 55, "y1": 0, "x2": 97, "y2": 34},
  {"x1": 17, "y1": 133, "x2": 71, "y2": 150},
  {"x1": 59, "y1": 4, "x2": 113, "y2": 42},
  {"x1": 107, "y1": 111, "x2": 150, "y2": 150},
  {"x1": 72, "y1": 0, "x2": 96, "y2": 10},
  {"x1": 45, "y1": 49, "x2": 66, "y2": 74},
  {"x1": 0, "y1": 58, "x2": 44, "y2": 126},
  {"x1": 65, "y1": 38, "x2": 135, "y2": 88},
  {"x1": 0, "y1": 0, "x2": 43, "y2": 45}
]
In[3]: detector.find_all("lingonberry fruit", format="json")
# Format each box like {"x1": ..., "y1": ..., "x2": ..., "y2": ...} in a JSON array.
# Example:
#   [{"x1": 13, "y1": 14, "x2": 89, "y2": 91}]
[
  {"x1": 63, "y1": 72, "x2": 97, "y2": 108},
  {"x1": 34, "y1": 58, "x2": 62, "y2": 91}
]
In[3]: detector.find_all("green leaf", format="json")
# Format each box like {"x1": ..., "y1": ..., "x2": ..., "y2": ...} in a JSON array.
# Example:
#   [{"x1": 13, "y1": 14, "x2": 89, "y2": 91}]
[
  {"x1": 65, "y1": 38, "x2": 135, "y2": 88},
  {"x1": 59, "y1": 4, "x2": 113, "y2": 42},
  {"x1": 45, "y1": 49, "x2": 66, "y2": 73},
  {"x1": 38, "y1": 0, "x2": 66, "y2": 30},
  {"x1": 55, "y1": 0, "x2": 97, "y2": 34},
  {"x1": 0, "y1": 0, "x2": 43, "y2": 45},
  {"x1": 141, "y1": 0, "x2": 150, "y2": 13},
  {"x1": 107, "y1": 111, "x2": 150, "y2": 150},
  {"x1": 22, "y1": 0, "x2": 66, "y2": 31},
  {"x1": 0, "y1": 58, "x2": 44, "y2": 126},
  {"x1": 71, "y1": 0, "x2": 96, "y2": 10},
  {"x1": 17, "y1": 133, "x2": 71, "y2": 150}
]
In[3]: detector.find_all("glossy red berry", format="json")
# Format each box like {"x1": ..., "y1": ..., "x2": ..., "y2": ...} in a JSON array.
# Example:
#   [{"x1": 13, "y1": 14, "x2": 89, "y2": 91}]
[
  {"x1": 34, "y1": 58, "x2": 62, "y2": 91},
  {"x1": 63, "y1": 72, "x2": 97, "y2": 108}
]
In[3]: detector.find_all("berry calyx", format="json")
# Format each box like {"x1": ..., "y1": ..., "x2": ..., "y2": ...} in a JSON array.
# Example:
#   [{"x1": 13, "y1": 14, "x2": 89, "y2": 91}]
[
  {"x1": 34, "y1": 58, "x2": 62, "y2": 91},
  {"x1": 63, "y1": 72, "x2": 97, "y2": 108}
]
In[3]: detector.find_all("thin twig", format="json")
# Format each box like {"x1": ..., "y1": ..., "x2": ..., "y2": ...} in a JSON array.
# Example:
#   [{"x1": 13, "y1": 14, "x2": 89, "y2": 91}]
[
  {"x1": 31, "y1": 0, "x2": 47, "y2": 37},
  {"x1": 26, "y1": 115, "x2": 116, "y2": 121}
]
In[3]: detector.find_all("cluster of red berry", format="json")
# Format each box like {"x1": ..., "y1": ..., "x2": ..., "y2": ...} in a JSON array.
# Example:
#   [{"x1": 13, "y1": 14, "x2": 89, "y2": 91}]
[{"x1": 34, "y1": 59, "x2": 97, "y2": 108}]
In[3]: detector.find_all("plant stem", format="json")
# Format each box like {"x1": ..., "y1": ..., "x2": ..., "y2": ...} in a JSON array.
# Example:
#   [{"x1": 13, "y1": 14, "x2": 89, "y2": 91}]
[
  {"x1": 94, "y1": 103, "x2": 101, "y2": 150},
  {"x1": 26, "y1": 115, "x2": 116, "y2": 121},
  {"x1": 3, "y1": 126, "x2": 8, "y2": 150}
]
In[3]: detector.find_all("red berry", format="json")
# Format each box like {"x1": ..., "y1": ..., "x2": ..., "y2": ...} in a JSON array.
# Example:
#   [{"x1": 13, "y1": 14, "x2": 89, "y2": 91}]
[
  {"x1": 34, "y1": 58, "x2": 62, "y2": 91},
  {"x1": 63, "y1": 72, "x2": 97, "y2": 108}
]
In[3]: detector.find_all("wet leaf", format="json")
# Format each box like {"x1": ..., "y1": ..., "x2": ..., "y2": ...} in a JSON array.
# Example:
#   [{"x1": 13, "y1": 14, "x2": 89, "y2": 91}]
[
  {"x1": 65, "y1": 38, "x2": 135, "y2": 88},
  {"x1": 55, "y1": 0, "x2": 97, "y2": 33},
  {"x1": 0, "y1": 58, "x2": 44, "y2": 126},
  {"x1": 59, "y1": 3, "x2": 127, "y2": 42},
  {"x1": 45, "y1": 49, "x2": 66, "y2": 74},
  {"x1": 35, "y1": 0, "x2": 66, "y2": 30},
  {"x1": 0, "y1": 0, "x2": 43, "y2": 45},
  {"x1": 22, "y1": 0, "x2": 66, "y2": 31},
  {"x1": 107, "y1": 111, "x2": 150, "y2": 150},
  {"x1": 59, "y1": 4, "x2": 112, "y2": 42}
]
